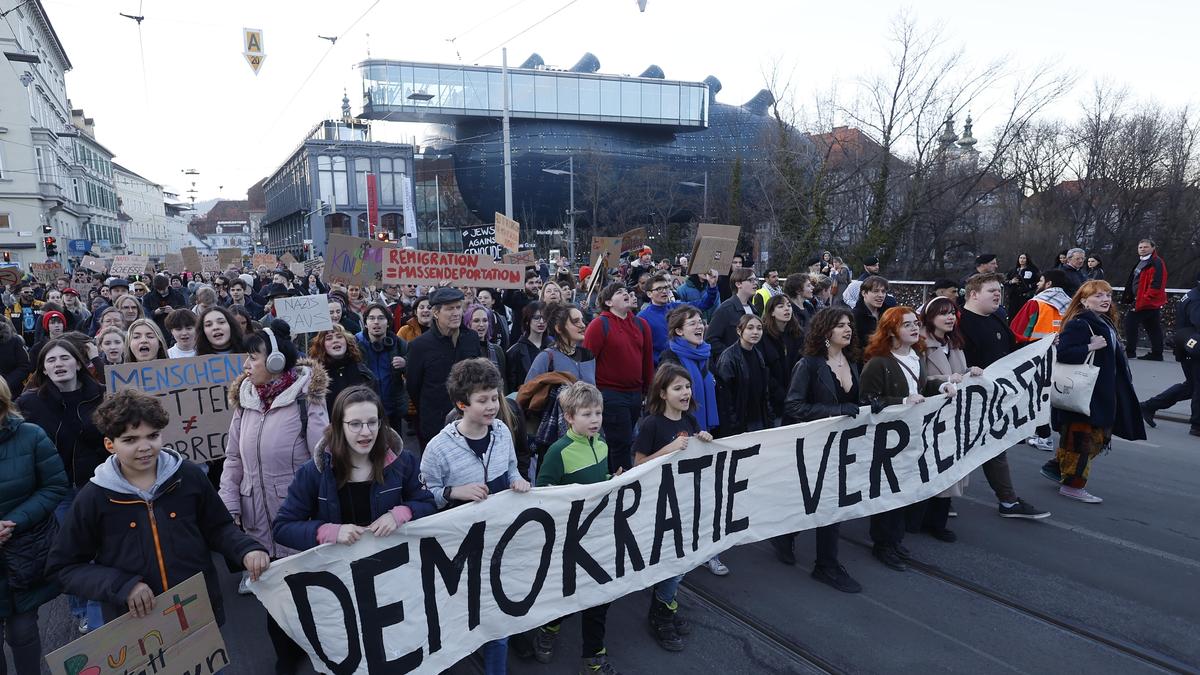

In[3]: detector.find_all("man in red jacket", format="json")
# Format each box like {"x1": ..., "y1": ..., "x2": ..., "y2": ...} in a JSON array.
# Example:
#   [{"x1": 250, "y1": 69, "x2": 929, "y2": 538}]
[
  {"x1": 1122, "y1": 239, "x2": 1168, "y2": 361},
  {"x1": 584, "y1": 282, "x2": 655, "y2": 473}
]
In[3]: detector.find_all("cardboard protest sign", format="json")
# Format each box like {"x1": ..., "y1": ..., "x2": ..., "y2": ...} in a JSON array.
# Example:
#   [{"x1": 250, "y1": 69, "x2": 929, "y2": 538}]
[
  {"x1": 696, "y1": 223, "x2": 741, "y2": 241},
  {"x1": 30, "y1": 261, "x2": 64, "y2": 284},
  {"x1": 181, "y1": 247, "x2": 203, "y2": 273},
  {"x1": 619, "y1": 227, "x2": 647, "y2": 253},
  {"x1": 164, "y1": 253, "x2": 185, "y2": 274},
  {"x1": 501, "y1": 250, "x2": 537, "y2": 267},
  {"x1": 289, "y1": 262, "x2": 306, "y2": 278},
  {"x1": 0, "y1": 266, "x2": 21, "y2": 286},
  {"x1": 494, "y1": 213, "x2": 520, "y2": 252},
  {"x1": 324, "y1": 234, "x2": 378, "y2": 286},
  {"x1": 382, "y1": 248, "x2": 524, "y2": 289},
  {"x1": 273, "y1": 294, "x2": 333, "y2": 333},
  {"x1": 80, "y1": 256, "x2": 109, "y2": 275},
  {"x1": 109, "y1": 255, "x2": 150, "y2": 277},
  {"x1": 252, "y1": 340, "x2": 1056, "y2": 675},
  {"x1": 689, "y1": 223, "x2": 742, "y2": 274},
  {"x1": 252, "y1": 253, "x2": 278, "y2": 269},
  {"x1": 200, "y1": 255, "x2": 220, "y2": 273},
  {"x1": 218, "y1": 247, "x2": 243, "y2": 269},
  {"x1": 280, "y1": 252, "x2": 298, "y2": 265},
  {"x1": 47, "y1": 573, "x2": 228, "y2": 675},
  {"x1": 461, "y1": 225, "x2": 498, "y2": 257},
  {"x1": 590, "y1": 237, "x2": 623, "y2": 268},
  {"x1": 303, "y1": 256, "x2": 324, "y2": 274},
  {"x1": 689, "y1": 236, "x2": 738, "y2": 274},
  {"x1": 105, "y1": 354, "x2": 248, "y2": 463},
  {"x1": 71, "y1": 283, "x2": 93, "y2": 300}
]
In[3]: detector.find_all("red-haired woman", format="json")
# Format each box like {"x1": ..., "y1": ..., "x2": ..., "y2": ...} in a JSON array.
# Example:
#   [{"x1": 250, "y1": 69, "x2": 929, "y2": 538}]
[{"x1": 860, "y1": 306, "x2": 949, "y2": 572}]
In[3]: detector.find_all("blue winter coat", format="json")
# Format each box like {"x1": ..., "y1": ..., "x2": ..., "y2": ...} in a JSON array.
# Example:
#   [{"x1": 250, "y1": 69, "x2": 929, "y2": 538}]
[
  {"x1": 0, "y1": 414, "x2": 68, "y2": 617},
  {"x1": 355, "y1": 331, "x2": 409, "y2": 424},
  {"x1": 272, "y1": 430, "x2": 435, "y2": 551},
  {"x1": 1051, "y1": 311, "x2": 1146, "y2": 440}
]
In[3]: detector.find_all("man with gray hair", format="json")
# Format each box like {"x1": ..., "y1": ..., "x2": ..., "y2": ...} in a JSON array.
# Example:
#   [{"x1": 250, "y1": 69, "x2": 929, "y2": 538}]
[{"x1": 1059, "y1": 247, "x2": 1087, "y2": 296}]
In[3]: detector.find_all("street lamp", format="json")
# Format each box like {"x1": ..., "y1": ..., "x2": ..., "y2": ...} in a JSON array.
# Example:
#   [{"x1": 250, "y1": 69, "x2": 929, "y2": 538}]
[
  {"x1": 680, "y1": 170, "x2": 708, "y2": 220},
  {"x1": 542, "y1": 155, "x2": 580, "y2": 263}
]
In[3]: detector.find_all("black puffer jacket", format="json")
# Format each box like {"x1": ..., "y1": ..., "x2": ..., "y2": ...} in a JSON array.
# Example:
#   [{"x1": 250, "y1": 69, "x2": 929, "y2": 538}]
[
  {"x1": 17, "y1": 376, "x2": 107, "y2": 487},
  {"x1": 321, "y1": 355, "x2": 376, "y2": 415},
  {"x1": 406, "y1": 324, "x2": 483, "y2": 445},
  {"x1": 0, "y1": 330, "x2": 31, "y2": 397}
]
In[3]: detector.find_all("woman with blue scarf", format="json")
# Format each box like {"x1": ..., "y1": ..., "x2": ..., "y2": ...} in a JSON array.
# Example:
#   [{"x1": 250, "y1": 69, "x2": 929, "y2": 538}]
[{"x1": 657, "y1": 306, "x2": 728, "y2": 576}]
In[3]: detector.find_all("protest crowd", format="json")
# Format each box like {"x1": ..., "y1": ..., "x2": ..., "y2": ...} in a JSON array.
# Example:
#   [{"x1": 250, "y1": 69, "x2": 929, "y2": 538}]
[{"x1": 0, "y1": 235, "x2": 1197, "y2": 675}]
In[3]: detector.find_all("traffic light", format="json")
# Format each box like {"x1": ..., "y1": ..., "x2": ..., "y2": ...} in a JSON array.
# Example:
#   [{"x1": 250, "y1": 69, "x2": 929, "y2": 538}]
[
  {"x1": 44, "y1": 236, "x2": 58, "y2": 257},
  {"x1": 2, "y1": 252, "x2": 10, "y2": 263},
  {"x1": 376, "y1": 231, "x2": 389, "y2": 241},
  {"x1": 41, "y1": 225, "x2": 52, "y2": 235}
]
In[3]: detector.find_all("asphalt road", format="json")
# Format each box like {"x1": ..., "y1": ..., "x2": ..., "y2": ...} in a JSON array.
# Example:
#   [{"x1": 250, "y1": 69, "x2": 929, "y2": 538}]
[{"x1": 15, "y1": 358, "x2": 1199, "y2": 674}]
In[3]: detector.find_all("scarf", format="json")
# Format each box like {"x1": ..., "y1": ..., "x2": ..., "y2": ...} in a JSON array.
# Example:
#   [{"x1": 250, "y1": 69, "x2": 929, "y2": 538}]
[
  {"x1": 1033, "y1": 286, "x2": 1071, "y2": 313},
  {"x1": 669, "y1": 337, "x2": 719, "y2": 432},
  {"x1": 255, "y1": 368, "x2": 298, "y2": 410}
]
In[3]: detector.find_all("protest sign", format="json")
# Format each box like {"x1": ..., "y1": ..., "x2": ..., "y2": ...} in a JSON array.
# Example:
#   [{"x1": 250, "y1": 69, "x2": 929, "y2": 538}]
[
  {"x1": 252, "y1": 253, "x2": 279, "y2": 269},
  {"x1": 274, "y1": 293, "x2": 333, "y2": 333},
  {"x1": 109, "y1": 255, "x2": 150, "y2": 277},
  {"x1": 201, "y1": 255, "x2": 220, "y2": 273},
  {"x1": 590, "y1": 237, "x2": 623, "y2": 267},
  {"x1": 461, "y1": 225, "x2": 499, "y2": 257},
  {"x1": 303, "y1": 256, "x2": 324, "y2": 274},
  {"x1": 619, "y1": 227, "x2": 647, "y2": 253},
  {"x1": 501, "y1": 250, "x2": 537, "y2": 267},
  {"x1": 218, "y1": 247, "x2": 243, "y2": 269},
  {"x1": 71, "y1": 282, "x2": 93, "y2": 300},
  {"x1": 181, "y1": 247, "x2": 203, "y2": 272},
  {"x1": 80, "y1": 256, "x2": 109, "y2": 275},
  {"x1": 281, "y1": 252, "x2": 298, "y2": 265},
  {"x1": 289, "y1": 262, "x2": 307, "y2": 278},
  {"x1": 164, "y1": 253, "x2": 185, "y2": 274},
  {"x1": 0, "y1": 266, "x2": 20, "y2": 286},
  {"x1": 47, "y1": 573, "x2": 228, "y2": 675},
  {"x1": 252, "y1": 339, "x2": 1056, "y2": 675},
  {"x1": 494, "y1": 213, "x2": 520, "y2": 252},
  {"x1": 324, "y1": 234, "x2": 380, "y2": 286},
  {"x1": 30, "y1": 261, "x2": 63, "y2": 284},
  {"x1": 689, "y1": 236, "x2": 738, "y2": 274},
  {"x1": 105, "y1": 354, "x2": 248, "y2": 463},
  {"x1": 382, "y1": 248, "x2": 524, "y2": 289}
]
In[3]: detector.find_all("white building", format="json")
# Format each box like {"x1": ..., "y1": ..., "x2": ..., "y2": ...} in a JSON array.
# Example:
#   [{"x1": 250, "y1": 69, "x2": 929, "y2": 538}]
[
  {"x1": 114, "y1": 163, "x2": 169, "y2": 258},
  {"x1": 0, "y1": 0, "x2": 123, "y2": 264},
  {"x1": 163, "y1": 190, "x2": 192, "y2": 252}
]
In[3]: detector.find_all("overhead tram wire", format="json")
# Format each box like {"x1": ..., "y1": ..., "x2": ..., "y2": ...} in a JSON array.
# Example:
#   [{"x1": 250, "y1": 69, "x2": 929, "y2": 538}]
[{"x1": 472, "y1": 0, "x2": 583, "y2": 62}]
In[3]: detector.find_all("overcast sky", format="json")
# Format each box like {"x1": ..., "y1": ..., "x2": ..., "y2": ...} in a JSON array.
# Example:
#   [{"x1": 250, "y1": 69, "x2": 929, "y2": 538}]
[{"x1": 41, "y1": 0, "x2": 1199, "y2": 200}]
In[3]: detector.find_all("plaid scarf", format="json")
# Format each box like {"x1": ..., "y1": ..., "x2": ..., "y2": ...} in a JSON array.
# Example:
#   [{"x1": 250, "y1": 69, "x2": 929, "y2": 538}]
[{"x1": 254, "y1": 368, "x2": 298, "y2": 410}]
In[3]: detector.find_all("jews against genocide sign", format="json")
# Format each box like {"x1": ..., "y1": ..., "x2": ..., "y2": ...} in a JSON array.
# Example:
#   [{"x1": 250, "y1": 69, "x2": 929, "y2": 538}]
[
  {"x1": 47, "y1": 573, "x2": 228, "y2": 675},
  {"x1": 105, "y1": 354, "x2": 249, "y2": 463},
  {"x1": 381, "y1": 249, "x2": 524, "y2": 289},
  {"x1": 30, "y1": 261, "x2": 64, "y2": 284},
  {"x1": 251, "y1": 339, "x2": 1056, "y2": 674},
  {"x1": 275, "y1": 293, "x2": 334, "y2": 333},
  {"x1": 494, "y1": 213, "x2": 520, "y2": 252},
  {"x1": 461, "y1": 225, "x2": 499, "y2": 258},
  {"x1": 109, "y1": 255, "x2": 150, "y2": 277}
]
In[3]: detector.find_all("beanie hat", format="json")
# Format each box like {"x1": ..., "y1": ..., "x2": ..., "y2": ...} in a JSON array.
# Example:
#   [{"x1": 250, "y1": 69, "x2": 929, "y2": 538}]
[{"x1": 42, "y1": 310, "x2": 66, "y2": 331}]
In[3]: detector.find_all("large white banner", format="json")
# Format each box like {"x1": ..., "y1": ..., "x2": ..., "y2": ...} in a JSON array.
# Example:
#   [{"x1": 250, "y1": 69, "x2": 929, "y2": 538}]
[{"x1": 252, "y1": 339, "x2": 1055, "y2": 674}]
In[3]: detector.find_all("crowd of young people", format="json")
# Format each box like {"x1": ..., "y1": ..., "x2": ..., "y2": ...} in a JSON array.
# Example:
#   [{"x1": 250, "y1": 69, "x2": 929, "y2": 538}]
[{"x1": 0, "y1": 241, "x2": 1193, "y2": 675}]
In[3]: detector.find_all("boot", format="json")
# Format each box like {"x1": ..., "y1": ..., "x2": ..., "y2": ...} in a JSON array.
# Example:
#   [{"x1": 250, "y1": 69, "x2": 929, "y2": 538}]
[
  {"x1": 648, "y1": 596, "x2": 685, "y2": 651},
  {"x1": 922, "y1": 497, "x2": 956, "y2": 542}
]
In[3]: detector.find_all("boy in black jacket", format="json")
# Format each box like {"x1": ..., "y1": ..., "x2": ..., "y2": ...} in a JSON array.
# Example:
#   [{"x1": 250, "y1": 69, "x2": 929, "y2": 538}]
[{"x1": 46, "y1": 390, "x2": 269, "y2": 626}]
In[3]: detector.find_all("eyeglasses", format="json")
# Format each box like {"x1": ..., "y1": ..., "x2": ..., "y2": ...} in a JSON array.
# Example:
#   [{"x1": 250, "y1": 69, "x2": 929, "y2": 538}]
[
  {"x1": 650, "y1": 286, "x2": 671, "y2": 293},
  {"x1": 343, "y1": 420, "x2": 380, "y2": 433}
]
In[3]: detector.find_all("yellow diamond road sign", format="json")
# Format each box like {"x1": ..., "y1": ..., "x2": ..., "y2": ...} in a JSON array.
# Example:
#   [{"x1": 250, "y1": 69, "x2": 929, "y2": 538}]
[{"x1": 243, "y1": 27, "x2": 265, "y2": 75}]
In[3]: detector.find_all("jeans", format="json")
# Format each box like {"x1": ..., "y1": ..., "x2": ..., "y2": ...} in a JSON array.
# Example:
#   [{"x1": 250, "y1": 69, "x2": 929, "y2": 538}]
[
  {"x1": 1144, "y1": 355, "x2": 1200, "y2": 425},
  {"x1": 869, "y1": 509, "x2": 906, "y2": 548},
  {"x1": 480, "y1": 638, "x2": 508, "y2": 674},
  {"x1": 54, "y1": 489, "x2": 105, "y2": 631},
  {"x1": 545, "y1": 602, "x2": 610, "y2": 657},
  {"x1": 653, "y1": 574, "x2": 684, "y2": 605},
  {"x1": 601, "y1": 389, "x2": 642, "y2": 473},
  {"x1": 0, "y1": 609, "x2": 41, "y2": 675},
  {"x1": 1124, "y1": 308, "x2": 1164, "y2": 356},
  {"x1": 981, "y1": 451, "x2": 1018, "y2": 504}
]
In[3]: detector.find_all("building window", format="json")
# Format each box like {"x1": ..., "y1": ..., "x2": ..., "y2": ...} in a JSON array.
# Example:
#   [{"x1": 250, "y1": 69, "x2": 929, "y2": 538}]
[
  {"x1": 379, "y1": 158, "x2": 403, "y2": 205},
  {"x1": 0, "y1": 214, "x2": 10, "y2": 230},
  {"x1": 35, "y1": 147, "x2": 45, "y2": 181},
  {"x1": 355, "y1": 157, "x2": 371, "y2": 205}
]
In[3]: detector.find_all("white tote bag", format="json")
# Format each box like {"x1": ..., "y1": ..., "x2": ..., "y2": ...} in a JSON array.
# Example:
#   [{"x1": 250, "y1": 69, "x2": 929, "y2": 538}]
[{"x1": 1050, "y1": 326, "x2": 1100, "y2": 415}]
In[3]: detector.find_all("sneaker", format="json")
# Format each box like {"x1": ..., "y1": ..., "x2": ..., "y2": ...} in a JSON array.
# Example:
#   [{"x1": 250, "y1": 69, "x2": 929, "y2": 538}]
[
  {"x1": 704, "y1": 556, "x2": 729, "y2": 576},
  {"x1": 998, "y1": 499, "x2": 1051, "y2": 519},
  {"x1": 673, "y1": 610, "x2": 692, "y2": 636},
  {"x1": 1026, "y1": 436, "x2": 1055, "y2": 452},
  {"x1": 1140, "y1": 404, "x2": 1157, "y2": 428},
  {"x1": 811, "y1": 565, "x2": 863, "y2": 593},
  {"x1": 872, "y1": 546, "x2": 908, "y2": 571},
  {"x1": 648, "y1": 601, "x2": 685, "y2": 652},
  {"x1": 1039, "y1": 463, "x2": 1061, "y2": 483},
  {"x1": 534, "y1": 627, "x2": 559, "y2": 664},
  {"x1": 1059, "y1": 486, "x2": 1103, "y2": 503},
  {"x1": 238, "y1": 571, "x2": 253, "y2": 596},
  {"x1": 581, "y1": 653, "x2": 620, "y2": 674},
  {"x1": 77, "y1": 616, "x2": 89, "y2": 635}
]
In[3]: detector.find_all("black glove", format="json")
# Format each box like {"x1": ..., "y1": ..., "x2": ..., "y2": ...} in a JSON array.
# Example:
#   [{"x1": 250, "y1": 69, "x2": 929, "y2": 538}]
[
  {"x1": 838, "y1": 403, "x2": 860, "y2": 418},
  {"x1": 869, "y1": 397, "x2": 886, "y2": 414}
]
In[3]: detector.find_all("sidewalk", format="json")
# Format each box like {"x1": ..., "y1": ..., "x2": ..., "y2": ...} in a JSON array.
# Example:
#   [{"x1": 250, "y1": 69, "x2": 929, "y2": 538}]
[{"x1": 1128, "y1": 355, "x2": 1193, "y2": 424}]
